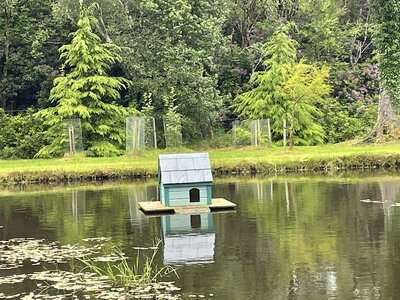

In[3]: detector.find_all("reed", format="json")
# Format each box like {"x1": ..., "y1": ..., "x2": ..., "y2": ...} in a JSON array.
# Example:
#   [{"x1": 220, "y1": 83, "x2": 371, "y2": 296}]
[{"x1": 77, "y1": 240, "x2": 176, "y2": 289}]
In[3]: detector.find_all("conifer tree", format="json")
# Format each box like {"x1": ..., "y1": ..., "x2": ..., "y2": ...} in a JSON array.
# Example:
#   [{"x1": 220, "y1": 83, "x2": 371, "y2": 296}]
[
  {"x1": 234, "y1": 24, "x2": 331, "y2": 148},
  {"x1": 36, "y1": 2, "x2": 131, "y2": 157}
]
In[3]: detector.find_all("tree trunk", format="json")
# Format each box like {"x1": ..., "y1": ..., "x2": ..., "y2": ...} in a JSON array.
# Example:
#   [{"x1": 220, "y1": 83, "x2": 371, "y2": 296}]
[
  {"x1": 117, "y1": 0, "x2": 137, "y2": 33},
  {"x1": 233, "y1": 0, "x2": 259, "y2": 48},
  {"x1": 289, "y1": 113, "x2": 294, "y2": 149},
  {"x1": 1, "y1": 0, "x2": 12, "y2": 109},
  {"x1": 95, "y1": 7, "x2": 113, "y2": 43},
  {"x1": 360, "y1": 85, "x2": 400, "y2": 143}
]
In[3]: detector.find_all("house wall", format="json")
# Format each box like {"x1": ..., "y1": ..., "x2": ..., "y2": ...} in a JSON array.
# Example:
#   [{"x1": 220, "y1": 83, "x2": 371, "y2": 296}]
[
  {"x1": 160, "y1": 183, "x2": 166, "y2": 205},
  {"x1": 164, "y1": 183, "x2": 212, "y2": 207}
]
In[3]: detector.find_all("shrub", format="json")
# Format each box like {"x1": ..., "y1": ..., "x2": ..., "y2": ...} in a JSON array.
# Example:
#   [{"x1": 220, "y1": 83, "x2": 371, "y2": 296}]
[{"x1": 0, "y1": 109, "x2": 48, "y2": 159}]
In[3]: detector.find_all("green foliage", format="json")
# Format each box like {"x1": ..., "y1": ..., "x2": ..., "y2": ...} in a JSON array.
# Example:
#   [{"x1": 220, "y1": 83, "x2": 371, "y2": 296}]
[
  {"x1": 0, "y1": 109, "x2": 48, "y2": 159},
  {"x1": 234, "y1": 24, "x2": 297, "y2": 129},
  {"x1": 371, "y1": 0, "x2": 400, "y2": 109},
  {"x1": 191, "y1": 130, "x2": 234, "y2": 149},
  {"x1": 0, "y1": 0, "x2": 390, "y2": 155},
  {"x1": 36, "y1": 3, "x2": 133, "y2": 157},
  {"x1": 140, "y1": 92, "x2": 154, "y2": 117},
  {"x1": 78, "y1": 241, "x2": 176, "y2": 288},
  {"x1": 298, "y1": 0, "x2": 351, "y2": 61},
  {"x1": 321, "y1": 98, "x2": 376, "y2": 143},
  {"x1": 104, "y1": 0, "x2": 226, "y2": 139},
  {"x1": 283, "y1": 60, "x2": 331, "y2": 147},
  {"x1": 234, "y1": 24, "x2": 331, "y2": 147},
  {"x1": 163, "y1": 88, "x2": 182, "y2": 148},
  {"x1": 0, "y1": 0, "x2": 71, "y2": 111},
  {"x1": 234, "y1": 126, "x2": 252, "y2": 146},
  {"x1": 322, "y1": 63, "x2": 379, "y2": 142}
]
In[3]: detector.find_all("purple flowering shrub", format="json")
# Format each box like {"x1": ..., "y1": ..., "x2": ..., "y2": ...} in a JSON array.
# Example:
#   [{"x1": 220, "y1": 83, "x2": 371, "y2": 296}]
[{"x1": 321, "y1": 63, "x2": 379, "y2": 142}]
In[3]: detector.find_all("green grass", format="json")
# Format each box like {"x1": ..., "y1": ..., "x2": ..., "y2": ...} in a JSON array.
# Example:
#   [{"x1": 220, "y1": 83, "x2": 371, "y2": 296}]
[{"x1": 1, "y1": 143, "x2": 400, "y2": 183}]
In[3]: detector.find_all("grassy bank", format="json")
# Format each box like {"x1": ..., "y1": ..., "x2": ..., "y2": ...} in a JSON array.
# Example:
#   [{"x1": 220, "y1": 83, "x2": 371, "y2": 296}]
[{"x1": 1, "y1": 143, "x2": 400, "y2": 184}]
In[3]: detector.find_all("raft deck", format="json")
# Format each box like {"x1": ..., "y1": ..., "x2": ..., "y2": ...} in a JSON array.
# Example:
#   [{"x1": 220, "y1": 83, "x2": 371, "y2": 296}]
[{"x1": 138, "y1": 198, "x2": 236, "y2": 214}]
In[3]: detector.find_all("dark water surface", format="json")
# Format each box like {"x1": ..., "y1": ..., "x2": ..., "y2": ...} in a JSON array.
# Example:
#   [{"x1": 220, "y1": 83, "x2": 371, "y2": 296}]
[{"x1": 2, "y1": 174, "x2": 400, "y2": 299}]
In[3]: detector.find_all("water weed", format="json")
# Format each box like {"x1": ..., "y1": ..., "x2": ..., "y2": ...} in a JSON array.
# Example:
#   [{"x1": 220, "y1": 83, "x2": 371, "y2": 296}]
[{"x1": 78, "y1": 240, "x2": 177, "y2": 289}]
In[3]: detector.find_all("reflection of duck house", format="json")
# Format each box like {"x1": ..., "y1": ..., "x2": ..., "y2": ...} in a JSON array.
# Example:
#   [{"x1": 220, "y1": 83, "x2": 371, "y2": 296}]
[
  {"x1": 162, "y1": 214, "x2": 215, "y2": 265},
  {"x1": 139, "y1": 153, "x2": 236, "y2": 214}
]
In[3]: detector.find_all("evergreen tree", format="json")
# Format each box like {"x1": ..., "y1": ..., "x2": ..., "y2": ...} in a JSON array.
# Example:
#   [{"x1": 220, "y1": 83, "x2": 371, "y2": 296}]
[
  {"x1": 36, "y1": 2, "x2": 132, "y2": 157},
  {"x1": 234, "y1": 24, "x2": 331, "y2": 148},
  {"x1": 281, "y1": 60, "x2": 330, "y2": 148}
]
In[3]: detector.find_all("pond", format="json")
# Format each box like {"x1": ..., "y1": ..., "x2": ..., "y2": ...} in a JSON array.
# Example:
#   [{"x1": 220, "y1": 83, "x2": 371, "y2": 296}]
[{"x1": 1, "y1": 173, "x2": 400, "y2": 299}]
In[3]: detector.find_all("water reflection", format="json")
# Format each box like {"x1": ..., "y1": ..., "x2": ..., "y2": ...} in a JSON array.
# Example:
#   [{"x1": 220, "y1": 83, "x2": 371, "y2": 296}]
[
  {"x1": 2, "y1": 175, "x2": 400, "y2": 298},
  {"x1": 127, "y1": 186, "x2": 150, "y2": 227},
  {"x1": 70, "y1": 190, "x2": 85, "y2": 219},
  {"x1": 161, "y1": 214, "x2": 215, "y2": 265}
]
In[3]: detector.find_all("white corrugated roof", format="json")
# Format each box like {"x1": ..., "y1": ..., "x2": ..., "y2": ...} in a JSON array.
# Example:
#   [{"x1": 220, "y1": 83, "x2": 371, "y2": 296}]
[{"x1": 158, "y1": 153, "x2": 213, "y2": 184}]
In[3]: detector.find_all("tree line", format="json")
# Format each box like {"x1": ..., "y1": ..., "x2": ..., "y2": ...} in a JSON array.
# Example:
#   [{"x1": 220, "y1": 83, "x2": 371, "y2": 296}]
[{"x1": 0, "y1": 0, "x2": 398, "y2": 158}]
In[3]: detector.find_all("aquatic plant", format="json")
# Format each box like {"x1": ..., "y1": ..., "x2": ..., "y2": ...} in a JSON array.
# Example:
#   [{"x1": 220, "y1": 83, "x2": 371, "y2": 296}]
[
  {"x1": 0, "y1": 238, "x2": 181, "y2": 299},
  {"x1": 77, "y1": 240, "x2": 177, "y2": 289}
]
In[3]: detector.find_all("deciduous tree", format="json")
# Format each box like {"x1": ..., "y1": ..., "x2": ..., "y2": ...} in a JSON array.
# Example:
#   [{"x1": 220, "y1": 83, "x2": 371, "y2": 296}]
[{"x1": 362, "y1": 0, "x2": 400, "y2": 142}]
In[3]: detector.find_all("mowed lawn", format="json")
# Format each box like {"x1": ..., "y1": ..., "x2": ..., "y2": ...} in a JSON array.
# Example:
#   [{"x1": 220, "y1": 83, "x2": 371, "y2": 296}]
[{"x1": 1, "y1": 143, "x2": 400, "y2": 180}]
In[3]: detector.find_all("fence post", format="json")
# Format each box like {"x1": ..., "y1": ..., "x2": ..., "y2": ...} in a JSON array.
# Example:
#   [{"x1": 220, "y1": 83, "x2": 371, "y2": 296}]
[
  {"x1": 232, "y1": 122, "x2": 237, "y2": 146},
  {"x1": 68, "y1": 124, "x2": 74, "y2": 154},
  {"x1": 283, "y1": 119, "x2": 287, "y2": 149},
  {"x1": 254, "y1": 121, "x2": 258, "y2": 147},
  {"x1": 267, "y1": 118, "x2": 271, "y2": 143},
  {"x1": 152, "y1": 117, "x2": 157, "y2": 149}
]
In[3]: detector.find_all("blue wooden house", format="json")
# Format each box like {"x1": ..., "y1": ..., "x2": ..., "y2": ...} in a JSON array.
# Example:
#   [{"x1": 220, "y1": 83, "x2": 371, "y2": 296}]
[{"x1": 158, "y1": 153, "x2": 213, "y2": 207}]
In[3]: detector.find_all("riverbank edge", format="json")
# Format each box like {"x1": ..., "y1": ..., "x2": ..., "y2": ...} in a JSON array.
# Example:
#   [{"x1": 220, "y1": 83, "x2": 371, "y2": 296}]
[{"x1": 1, "y1": 153, "x2": 400, "y2": 184}]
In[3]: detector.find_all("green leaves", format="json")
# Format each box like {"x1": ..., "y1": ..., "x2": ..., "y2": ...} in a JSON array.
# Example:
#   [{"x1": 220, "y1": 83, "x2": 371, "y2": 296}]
[
  {"x1": 234, "y1": 24, "x2": 331, "y2": 148},
  {"x1": 372, "y1": 0, "x2": 400, "y2": 110},
  {"x1": 0, "y1": 108, "x2": 48, "y2": 159},
  {"x1": 37, "y1": 3, "x2": 134, "y2": 157}
]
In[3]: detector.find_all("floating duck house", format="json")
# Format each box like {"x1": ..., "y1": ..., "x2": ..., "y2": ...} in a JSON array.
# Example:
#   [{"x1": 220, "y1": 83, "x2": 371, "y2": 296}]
[
  {"x1": 138, "y1": 153, "x2": 236, "y2": 214},
  {"x1": 158, "y1": 153, "x2": 213, "y2": 207}
]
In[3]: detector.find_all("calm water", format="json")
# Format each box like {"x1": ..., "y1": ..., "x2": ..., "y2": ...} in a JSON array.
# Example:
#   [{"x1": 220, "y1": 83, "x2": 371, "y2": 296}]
[{"x1": 2, "y1": 174, "x2": 400, "y2": 299}]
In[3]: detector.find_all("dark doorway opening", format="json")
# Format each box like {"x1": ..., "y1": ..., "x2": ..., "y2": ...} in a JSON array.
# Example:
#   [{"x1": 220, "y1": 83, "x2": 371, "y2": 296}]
[
  {"x1": 190, "y1": 188, "x2": 200, "y2": 203},
  {"x1": 191, "y1": 215, "x2": 201, "y2": 228}
]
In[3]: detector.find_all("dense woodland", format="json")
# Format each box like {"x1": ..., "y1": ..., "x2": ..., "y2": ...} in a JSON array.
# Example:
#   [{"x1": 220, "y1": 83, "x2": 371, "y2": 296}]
[{"x1": 0, "y1": 0, "x2": 399, "y2": 158}]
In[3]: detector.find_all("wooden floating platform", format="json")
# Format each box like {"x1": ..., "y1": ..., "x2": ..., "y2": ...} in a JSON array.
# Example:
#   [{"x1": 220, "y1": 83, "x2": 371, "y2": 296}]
[{"x1": 138, "y1": 198, "x2": 236, "y2": 215}]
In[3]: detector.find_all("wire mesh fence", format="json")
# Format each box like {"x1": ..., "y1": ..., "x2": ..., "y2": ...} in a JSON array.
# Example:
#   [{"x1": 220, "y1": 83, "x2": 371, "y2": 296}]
[
  {"x1": 232, "y1": 119, "x2": 271, "y2": 147},
  {"x1": 63, "y1": 119, "x2": 83, "y2": 154},
  {"x1": 144, "y1": 117, "x2": 157, "y2": 149},
  {"x1": 249, "y1": 119, "x2": 271, "y2": 146},
  {"x1": 126, "y1": 117, "x2": 157, "y2": 154},
  {"x1": 126, "y1": 117, "x2": 145, "y2": 154},
  {"x1": 163, "y1": 116, "x2": 182, "y2": 148},
  {"x1": 61, "y1": 117, "x2": 273, "y2": 155},
  {"x1": 232, "y1": 120, "x2": 251, "y2": 146}
]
